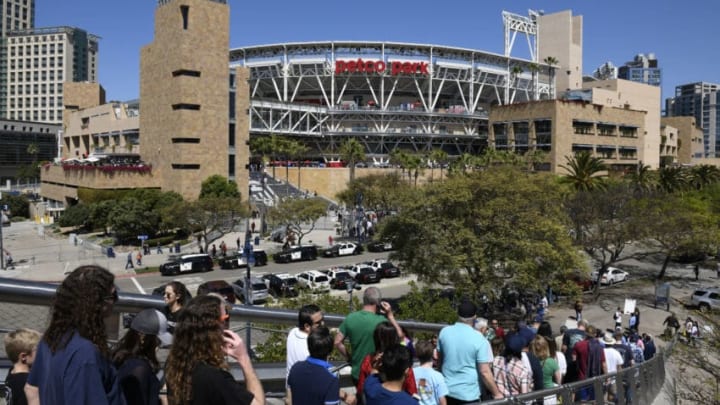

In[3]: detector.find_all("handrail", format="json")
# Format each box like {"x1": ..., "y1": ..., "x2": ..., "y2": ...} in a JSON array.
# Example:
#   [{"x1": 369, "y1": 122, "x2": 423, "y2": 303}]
[{"x1": 0, "y1": 277, "x2": 668, "y2": 404}]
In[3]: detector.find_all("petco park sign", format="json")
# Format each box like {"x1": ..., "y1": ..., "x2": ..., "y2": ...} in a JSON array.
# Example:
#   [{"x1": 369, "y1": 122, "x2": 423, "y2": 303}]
[{"x1": 335, "y1": 59, "x2": 429, "y2": 76}]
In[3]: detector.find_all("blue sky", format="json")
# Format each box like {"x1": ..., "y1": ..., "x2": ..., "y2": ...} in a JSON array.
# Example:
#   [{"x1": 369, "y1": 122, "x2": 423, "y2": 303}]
[{"x1": 36, "y1": 0, "x2": 719, "y2": 106}]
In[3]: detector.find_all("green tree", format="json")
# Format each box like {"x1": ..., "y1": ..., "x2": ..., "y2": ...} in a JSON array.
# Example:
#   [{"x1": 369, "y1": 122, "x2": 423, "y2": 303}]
[
  {"x1": 543, "y1": 56, "x2": 559, "y2": 97},
  {"x1": 57, "y1": 204, "x2": 90, "y2": 228},
  {"x1": 559, "y1": 151, "x2": 607, "y2": 191},
  {"x1": 107, "y1": 198, "x2": 162, "y2": 244},
  {"x1": 336, "y1": 172, "x2": 410, "y2": 214},
  {"x1": 428, "y1": 149, "x2": 448, "y2": 181},
  {"x1": 199, "y1": 175, "x2": 240, "y2": 199},
  {"x1": 168, "y1": 197, "x2": 248, "y2": 252},
  {"x1": 88, "y1": 200, "x2": 115, "y2": 234},
  {"x1": 658, "y1": 166, "x2": 688, "y2": 193},
  {"x1": 266, "y1": 197, "x2": 327, "y2": 245},
  {"x1": 339, "y1": 138, "x2": 365, "y2": 183},
  {"x1": 284, "y1": 139, "x2": 308, "y2": 187},
  {"x1": 449, "y1": 153, "x2": 476, "y2": 175},
  {"x1": 689, "y1": 164, "x2": 720, "y2": 190},
  {"x1": 250, "y1": 135, "x2": 277, "y2": 178},
  {"x1": 564, "y1": 183, "x2": 647, "y2": 295},
  {"x1": 626, "y1": 163, "x2": 657, "y2": 194},
  {"x1": 379, "y1": 166, "x2": 581, "y2": 299},
  {"x1": 1, "y1": 193, "x2": 30, "y2": 219},
  {"x1": 636, "y1": 192, "x2": 719, "y2": 279}
]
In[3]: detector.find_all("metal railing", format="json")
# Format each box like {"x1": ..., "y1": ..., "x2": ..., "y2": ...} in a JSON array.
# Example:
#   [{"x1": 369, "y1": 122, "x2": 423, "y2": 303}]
[{"x1": 0, "y1": 277, "x2": 668, "y2": 404}]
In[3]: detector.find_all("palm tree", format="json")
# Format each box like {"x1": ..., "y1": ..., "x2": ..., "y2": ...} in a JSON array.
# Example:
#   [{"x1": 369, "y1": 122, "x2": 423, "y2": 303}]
[
  {"x1": 286, "y1": 140, "x2": 308, "y2": 189},
  {"x1": 249, "y1": 135, "x2": 277, "y2": 178},
  {"x1": 450, "y1": 153, "x2": 476, "y2": 175},
  {"x1": 658, "y1": 166, "x2": 689, "y2": 193},
  {"x1": 339, "y1": 138, "x2": 365, "y2": 183},
  {"x1": 26, "y1": 143, "x2": 40, "y2": 184},
  {"x1": 405, "y1": 154, "x2": 424, "y2": 187},
  {"x1": 543, "y1": 56, "x2": 559, "y2": 98},
  {"x1": 428, "y1": 149, "x2": 448, "y2": 181},
  {"x1": 627, "y1": 163, "x2": 657, "y2": 194},
  {"x1": 389, "y1": 149, "x2": 408, "y2": 179},
  {"x1": 559, "y1": 151, "x2": 607, "y2": 191},
  {"x1": 689, "y1": 164, "x2": 720, "y2": 190},
  {"x1": 528, "y1": 63, "x2": 540, "y2": 100}
]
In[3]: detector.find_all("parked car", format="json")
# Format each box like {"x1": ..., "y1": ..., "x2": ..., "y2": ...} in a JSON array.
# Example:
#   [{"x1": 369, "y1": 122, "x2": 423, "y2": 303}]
[
  {"x1": 218, "y1": 249, "x2": 268, "y2": 269},
  {"x1": 323, "y1": 242, "x2": 363, "y2": 257},
  {"x1": 261, "y1": 273, "x2": 299, "y2": 297},
  {"x1": 274, "y1": 245, "x2": 318, "y2": 263},
  {"x1": 196, "y1": 280, "x2": 236, "y2": 304},
  {"x1": 231, "y1": 277, "x2": 270, "y2": 304},
  {"x1": 322, "y1": 267, "x2": 355, "y2": 290},
  {"x1": 690, "y1": 287, "x2": 720, "y2": 312},
  {"x1": 348, "y1": 265, "x2": 380, "y2": 284},
  {"x1": 591, "y1": 267, "x2": 629, "y2": 285},
  {"x1": 371, "y1": 260, "x2": 401, "y2": 278},
  {"x1": 296, "y1": 270, "x2": 331, "y2": 292},
  {"x1": 159, "y1": 253, "x2": 214, "y2": 276},
  {"x1": 367, "y1": 239, "x2": 395, "y2": 252}
]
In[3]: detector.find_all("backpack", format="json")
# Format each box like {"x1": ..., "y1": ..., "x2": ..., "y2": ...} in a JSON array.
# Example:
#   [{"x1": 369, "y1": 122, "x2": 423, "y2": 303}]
[{"x1": 629, "y1": 342, "x2": 644, "y2": 364}]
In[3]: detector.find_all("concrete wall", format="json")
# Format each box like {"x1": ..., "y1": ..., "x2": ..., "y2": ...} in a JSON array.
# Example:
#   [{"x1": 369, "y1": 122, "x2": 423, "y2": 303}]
[
  {"x1": 40, "y1": 164, "x2": 159, "y2": 203},
  {"x1": 662, "y1": 116, "x2": 704, "y2": 164},
  {"x1": 140, "y1": 0, "x2": 230, "y2": 201},
  {"x1": 538, "y1": 11, "x2": 583, "y2": 93},
  {"x1": 583, "y1": 79, "x2": 662, "y2": 168}
]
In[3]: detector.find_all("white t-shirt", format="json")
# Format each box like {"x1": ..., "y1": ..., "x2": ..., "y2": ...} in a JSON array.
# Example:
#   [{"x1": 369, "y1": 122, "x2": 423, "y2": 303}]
[
  {"x1": 555, "y1": 351, "x2": 567, "y2": 377},
  {"x1": 604, "y1": 347, "x2": 624, "y2": 380},
  {"x1": 286, "y1": 327, "x2": 309, "y2": 379}
]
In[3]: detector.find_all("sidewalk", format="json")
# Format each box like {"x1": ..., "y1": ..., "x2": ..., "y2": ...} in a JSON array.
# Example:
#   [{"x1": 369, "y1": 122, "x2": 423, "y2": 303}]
[{"x1": 0, "y1": 220, "x2": 341, "y2": 282}]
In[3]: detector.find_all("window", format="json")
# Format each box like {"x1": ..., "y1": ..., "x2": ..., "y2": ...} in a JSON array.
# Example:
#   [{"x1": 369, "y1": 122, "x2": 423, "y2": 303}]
[
  {"x1": 181, "y1": 5, "x2": 189, "y2": 30},
  {"x1": 172, "y1": 103, "x2": 200, "y2": 111},
  {"x1": 171, "y1": 138, "x2": 200, "y2": 143},
  {"x1": 172, "y1": 69, "x2": 201, "y2": 77},
  {"x1": 171, "y1": 163, "x2": 200, "y2": 170}
]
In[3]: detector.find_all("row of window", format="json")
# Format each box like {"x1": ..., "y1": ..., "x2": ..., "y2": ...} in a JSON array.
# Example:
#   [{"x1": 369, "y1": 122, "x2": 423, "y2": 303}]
[
  {"x1": 9, "y1": 71, "x2": 65, "y2": 83},
  {"x1": 7, "y1": 109, "x2": 61, "y2": 122},
  {"x1": 8, "y1": 96, "x2": 62, "y2": 108},
  {"x1": 3, "y1": 18, "x2": 28, "y2": 32},
  {"x1": 8, "y1": 44, "x2": 64, "y2": 57},
  {"x1": 8, "y1": 33, "x2": 64, "y2": 44},
  {"x1": 8, "y1": 57, "x2": 65, "y2": 69}
]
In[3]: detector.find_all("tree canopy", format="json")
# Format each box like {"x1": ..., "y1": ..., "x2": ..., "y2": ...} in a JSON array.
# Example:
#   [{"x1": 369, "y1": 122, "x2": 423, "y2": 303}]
[
  {"x1": 379, "y1": 166, "x2": 583, "y2": 300},
  {"x1": 266, "y1": 197, "x2": 327, "y2": 245},
  {"x1": 200, "y1": 175, "x2": 241, "y2": 199}
]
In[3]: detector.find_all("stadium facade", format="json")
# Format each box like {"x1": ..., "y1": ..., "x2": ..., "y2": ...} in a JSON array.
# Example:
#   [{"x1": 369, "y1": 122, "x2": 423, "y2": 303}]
[{"x1": 41, "y1": 0, "x2": 675, "y2": 212}]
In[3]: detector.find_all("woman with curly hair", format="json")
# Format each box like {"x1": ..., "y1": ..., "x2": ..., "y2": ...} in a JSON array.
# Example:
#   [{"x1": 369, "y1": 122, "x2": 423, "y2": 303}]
[
  {"x1": 164, "y1": 294, "x2": 264, "y2": 405},
  {"x1": 162, "y1": 281, "x2": 191, "y2": 333},
  {"x1": 25, "y1": 265, "x2": 125, "y2": 405},
  {"x1": 113, "y1": 309, "x2": 173, "y2": 405}
]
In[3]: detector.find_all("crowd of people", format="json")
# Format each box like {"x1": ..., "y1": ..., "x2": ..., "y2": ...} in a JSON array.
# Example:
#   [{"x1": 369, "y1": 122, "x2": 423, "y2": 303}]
[{"x1": 3, "y1": 265, "x2": 670, "y2": 405}]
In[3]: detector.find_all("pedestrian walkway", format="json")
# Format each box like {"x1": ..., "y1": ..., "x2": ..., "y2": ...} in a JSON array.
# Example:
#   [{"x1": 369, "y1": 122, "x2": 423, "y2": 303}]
[{"x1": 0, "y1": 219, "x2": 341, "y2": 282}]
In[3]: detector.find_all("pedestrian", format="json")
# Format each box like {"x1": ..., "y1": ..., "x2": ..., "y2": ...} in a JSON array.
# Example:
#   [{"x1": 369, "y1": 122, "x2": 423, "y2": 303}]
[
  {"x1": 530, "y1": 334, "x2": 561, "y2": 404},
  {"x1": 356, "y1": 322, "x2": 416, "y2": 398},
  {"x1": 164, "y1": 294, "x2": 264, "y2": 405},
  {"x1": 363, "y1": 344, "x2": 417, "y2": 405},
  {"x1": 574, "y1": 300, "x2": 583, "y2": 322},
  {"x1": 156, "y1": 243, "x2": 162, "y2": 254},
  {"x1": 601, "y1": 334, "x2": 624, "y2": 403},
  {"x1": 328, "y1": 235, "x2": 334, "y2": 247},
  {"x1": 288, "y1": 326, "x2": 355, "y2": 405},
  {"x1": 211, "y1": 244, "x2": 217, "y2": 258},
  {"x1": 437, "y1": 301, "x2": 503, "y2": 402},
  {"x1": 112, "y1": 309, "x2": 173, "y2": 405},
  {"x1": 633, "y1": 308, "x2": 641, "y2": 331},
  {"x1": 694, "y1": 264, "x2": 700, "y2": 281},
  {"x1": 236, "y1": 237, "x2": 241, "y2": 250},
  {"x1": 126, "y1": 252, "x2": 135, "y2": 269},
  {"x1": 163, "y1": 281, "x2": 192, "y2": 334},
  {"x1": 251, "y1": 222, "x2": 256, "y2": 233},
  {"x1": 613, "y1": 307, "x2": 623, "y2": 330},
  {"x1": 493, "y1": 333, "x2": 532, "y2": 397},
  {"x1": 136, "y1": 250, "x2": 143, "y2": 266},
  {"x1": 413, "y1": 340, "x2": 449, "y2": 405},
  {"x1": 572, "y1": 325, "x2": 607, "y2": 401},
  {"x1": 629, "y1": 311, "x2": 638, "y2": 331},
  {"x1": 663, "y1": 313, "x2": 680, "y2": 338},
  {"x1": 25, "y1": 265, "x2": 125, "y2": 405},
  {"x1": 334, "y1": 287, "x2": 397, "y2": 386},
  {"x1": 286, "y1": 304, "x2": 325, "y2": 402},
  {"x1": 3, "y1": 328, "x2": 42, "y2": 405},
  {"x1": 220, "y1": 241, "x2": 227, "y2": 256}
]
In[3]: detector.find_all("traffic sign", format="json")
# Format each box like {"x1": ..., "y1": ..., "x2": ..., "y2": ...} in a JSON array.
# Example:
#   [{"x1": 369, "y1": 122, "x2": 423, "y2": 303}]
[{"x1": 137, "y1": 235, "x2": 149, "y2": 241}]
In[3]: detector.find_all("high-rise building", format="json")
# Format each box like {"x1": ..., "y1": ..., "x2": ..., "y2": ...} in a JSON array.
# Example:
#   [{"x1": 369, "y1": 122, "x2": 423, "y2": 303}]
[
  {"x1": 665, "y1": 82, "x2": 720, "y2": 157},
  {"x1": 618, "y1": 53, "x2": 660, "y2": 87},
  {"x1": 0, "y1": 0, "x2": 34, "y2": 37},
  {"x1": 0, "y1": 27, "x2": 98, "y2": 123},
  {"x1": 592, "y1": 61, "x2": 618, "y2": 81}
]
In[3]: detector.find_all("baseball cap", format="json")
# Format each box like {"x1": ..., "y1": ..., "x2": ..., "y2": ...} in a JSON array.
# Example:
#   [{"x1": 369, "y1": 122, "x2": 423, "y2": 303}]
[
  {"x1": 518, "y1": 327, "x2": 536, "y2": 347},
  {"x1": 457, "y1": 301, "x2": 477, "y2": 318},
  {"x1": 505, "y1": 332, "x2": 525, "y2": 354},
  {"x1": 131, "y1": 309, "x2": 173, "y2": 346}
]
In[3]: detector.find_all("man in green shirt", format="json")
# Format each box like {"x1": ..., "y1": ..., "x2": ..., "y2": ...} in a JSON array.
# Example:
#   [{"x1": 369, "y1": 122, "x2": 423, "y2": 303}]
[{"x1": 334, "y1": 286, "x2": 398, "y2": 383}]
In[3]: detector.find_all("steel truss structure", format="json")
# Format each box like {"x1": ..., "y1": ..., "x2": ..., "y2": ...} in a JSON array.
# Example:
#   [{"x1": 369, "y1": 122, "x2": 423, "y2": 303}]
[{"x1": 230, "y1": 41, "x2": 553, "y2": 158}]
